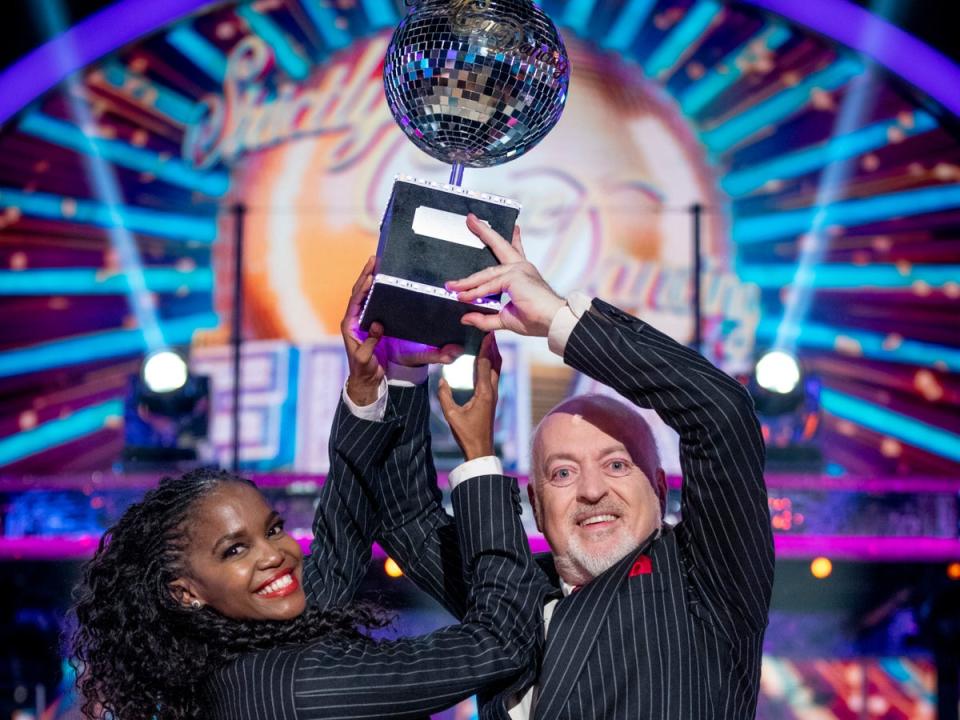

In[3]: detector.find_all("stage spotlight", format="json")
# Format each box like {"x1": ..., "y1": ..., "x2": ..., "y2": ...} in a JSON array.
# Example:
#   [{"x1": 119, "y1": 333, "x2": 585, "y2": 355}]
[
  {"x1": 749, "y1": 350, "x2": 808, "y2": 418},
  {"x1": 442, "y1": 354, "x2": 475, "y2": 391},
  {"x1": 142, "y1": 349, "x2": 189, "y2": 393},
  {"x1": 747, "y1": 349, "x2": 823, "y2": 472},
  {"x1": 755, "y1": 350, "x2": 801, "y2": 394},
  {"x1": 122, "y1": 349, "x2": 209, "y2": 469}
]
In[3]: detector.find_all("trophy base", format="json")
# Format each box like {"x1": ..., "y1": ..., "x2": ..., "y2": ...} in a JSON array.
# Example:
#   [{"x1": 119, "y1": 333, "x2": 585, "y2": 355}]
[{"x1": 360, "y1": 274, "x2": 500, "y2": 353}]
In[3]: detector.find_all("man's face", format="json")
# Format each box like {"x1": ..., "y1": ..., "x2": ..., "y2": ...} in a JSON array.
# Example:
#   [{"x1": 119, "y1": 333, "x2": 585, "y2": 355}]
[
  {"x1": 172, "y1": 483, "x2": 306, "y2": 621},
  {"x1": 530, "y1": 412, "x2": 665, "y2": 585}
]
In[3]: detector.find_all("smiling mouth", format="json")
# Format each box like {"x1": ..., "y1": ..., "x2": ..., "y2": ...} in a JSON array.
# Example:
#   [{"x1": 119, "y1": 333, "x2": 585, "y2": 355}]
[
  {"x1": 577, "y1": 514, "x2": 619, "y2": 528},
  {"x1": 255, "y1": 569, "x2": 300, "y2": 598}
]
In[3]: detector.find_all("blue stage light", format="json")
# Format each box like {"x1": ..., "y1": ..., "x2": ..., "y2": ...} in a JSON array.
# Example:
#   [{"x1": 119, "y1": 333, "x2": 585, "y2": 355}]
[
  {"x1": 821, "y1": 388, "x2": 960, "y2": 463},
  {"x1": 236, "y1": 5, "x2": 311, "y2": 79},
  {"x1": 0, "y1": 188, "x2": 218, "y2": 242},
  {"x1": 680, "y1": 22, "x2": 791, "y2": 117},
  {"x1": 0, "y1": 399, "x2": 123, "y2": 466},
  {"x1": 0, "y1": 268, "x2": 213, "y2": 295},
  {"x1": 736, "y1": 263, "x2": 958, "y2": 290},
  {"x1": 722, "y1": 111, "x2": 937, "y2": 196},
  {"x1": 734, "y1": 184, "x2": 960, "y2": 243},
  {"x1": 600, "y1": 0, "x2": 656, "y2": 51},
  {"x1": 296, "y1": 0, "x2": 351, "y2": 49},
  {"x1": 561, "y1": 0, "x2": 599, "y2": 34},
  {"x1": 755, "y1": 317, "x2": 960, "y2": 372},
  {"x1": 0, "y1": 0, "x2": 211, "y2": 124},
  {"x1": 643, "y1": 0, "x2": 722, "y2": 79},
  {"x1": 359, "y1": 0, "x2": 399, "y2": 30},
  {"x1": 100, "y1": 61, "x2": 203, "y2": 125},
  {"x1": 0, "y1": 313, "x2": 219, "y2": 379},
  {"x1": 742, "y1": 0, "x2": 960, "y2": 117},
  {"x1": 19, "y1": 112, "x2": 229, "y2": 196},
  {"x1": 702, "y1": 56, "x2": 863, "y2": 153},
  {"x1": 166, "y1": 24, "x2": 227, "y2": 82}
]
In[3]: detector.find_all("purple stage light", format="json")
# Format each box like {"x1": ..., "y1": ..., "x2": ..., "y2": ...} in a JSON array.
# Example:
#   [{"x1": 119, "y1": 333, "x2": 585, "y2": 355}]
[
  {"x1": 1, "y1": 0, "x2": 956, "y2": 130},
  {"x1": 742, "y1": 0, "x2": 960, "y2": 117},
  {"x1": 0, "y1": 0, "x2": 211, "y2": 125},
  {"x1": 6, "y1": 471, "x2": 959, "y2": 494},
  {"x1": 774, "y1": 535, "x2": 960, "y2": 562},
  {"x1": 4, "y1": 534, "x2": 959, "y2": 562}
]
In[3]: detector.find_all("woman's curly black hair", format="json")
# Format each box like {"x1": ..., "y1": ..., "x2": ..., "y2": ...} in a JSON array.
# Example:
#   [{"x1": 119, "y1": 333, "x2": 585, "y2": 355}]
[{"x1": 70, "y1": 467, "x2": 388, "y2": 720}]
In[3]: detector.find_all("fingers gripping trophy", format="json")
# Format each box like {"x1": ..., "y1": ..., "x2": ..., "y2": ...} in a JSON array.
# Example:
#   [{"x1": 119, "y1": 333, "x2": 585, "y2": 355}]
[{"x1": 359, "y1": 0, "x2": 570, "y2": 353}]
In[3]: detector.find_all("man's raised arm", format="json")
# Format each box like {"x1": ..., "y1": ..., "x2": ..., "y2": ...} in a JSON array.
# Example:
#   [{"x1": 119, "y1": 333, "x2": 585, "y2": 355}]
[
  {"x1": 564, "y1": 298, "x2": 774, "y2": 633},
  {"x1": 451, "y1": 215, "x2": 775, "y2": 633}
]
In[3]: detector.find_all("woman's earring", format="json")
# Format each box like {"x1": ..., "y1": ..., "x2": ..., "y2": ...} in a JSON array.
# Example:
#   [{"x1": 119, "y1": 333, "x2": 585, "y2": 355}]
[{"x1": 190, "y1": 600, "x2": 202, "y2": 610}]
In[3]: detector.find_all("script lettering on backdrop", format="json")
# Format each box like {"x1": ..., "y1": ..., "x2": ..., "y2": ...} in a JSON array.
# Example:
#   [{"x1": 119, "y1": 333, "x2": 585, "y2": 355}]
[
  {"x1": 184, "y1": 35, "x2": 391, "y2": 172},
  {"x1": 184, "y1": 33, "x2": 758, "y2": 372}
]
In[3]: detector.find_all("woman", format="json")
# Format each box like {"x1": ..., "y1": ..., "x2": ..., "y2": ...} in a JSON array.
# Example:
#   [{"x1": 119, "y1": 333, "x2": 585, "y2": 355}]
[{"x1": 70, "y1": 262, "x2": 544, "y2": 719}]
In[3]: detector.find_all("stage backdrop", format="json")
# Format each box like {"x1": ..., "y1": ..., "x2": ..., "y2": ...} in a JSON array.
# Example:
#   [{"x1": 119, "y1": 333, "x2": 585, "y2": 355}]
[
  {"x1": 0, "y1": 3, "x2": 959, "y2": 719},
  {"x1": 0, "y1": 0, "x2": 957, "y2": 478},
  {"x1": 183, "y1": 30, "x2": 755, "y2": 471}
]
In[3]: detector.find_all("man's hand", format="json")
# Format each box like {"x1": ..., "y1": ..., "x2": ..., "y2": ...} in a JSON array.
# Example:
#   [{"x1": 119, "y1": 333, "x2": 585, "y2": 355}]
[
  {"x1": 340, "y1": 257, "x2": 385, "y2": 406},
  {"x1": 446, "y1": 214, "x2": 564, "y2": 337},
  {"x1": 437, "y1": 333, "x2": 501, "y2": 461}
]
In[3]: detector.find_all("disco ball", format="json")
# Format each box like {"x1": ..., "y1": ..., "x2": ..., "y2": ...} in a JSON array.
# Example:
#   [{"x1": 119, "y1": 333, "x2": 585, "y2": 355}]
[{"x1": 383, "y1": 0, "x2": 570, "y2": 168}]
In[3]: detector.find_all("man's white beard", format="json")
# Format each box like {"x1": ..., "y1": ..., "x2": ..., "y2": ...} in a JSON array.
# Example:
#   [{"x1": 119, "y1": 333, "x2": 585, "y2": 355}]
[{"x1": 556, "y1": 530, "x2": 644, "y2": 583}]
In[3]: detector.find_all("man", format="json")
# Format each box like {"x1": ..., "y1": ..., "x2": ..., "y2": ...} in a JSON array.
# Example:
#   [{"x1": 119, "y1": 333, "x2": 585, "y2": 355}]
[{"x1": 334, "y1": 218, "x2": 775, "y2": 719}]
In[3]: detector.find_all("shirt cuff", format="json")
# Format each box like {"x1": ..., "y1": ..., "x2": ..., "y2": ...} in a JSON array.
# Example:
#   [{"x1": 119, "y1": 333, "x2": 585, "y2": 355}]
[
  {"x1": 547, "y1": 290, "x2": 592, "y2": 357},
  {"x1": 386, "y1": 362, "x2": 430, "y2": 387},
  {"x1": 448, "y1": 456, "x2": 504, "y2": 489},
  {"x1": 342, "y1": 377, "x2": 389, "y2": 422}
]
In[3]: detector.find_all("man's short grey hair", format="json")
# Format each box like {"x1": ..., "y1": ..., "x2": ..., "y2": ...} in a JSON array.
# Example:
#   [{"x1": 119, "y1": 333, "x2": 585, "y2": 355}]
[{"x1": 530, "y1": 393, "x2": 661, "y2": 493}]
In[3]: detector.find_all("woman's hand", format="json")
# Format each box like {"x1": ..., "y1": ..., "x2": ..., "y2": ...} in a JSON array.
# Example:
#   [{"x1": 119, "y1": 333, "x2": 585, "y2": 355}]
[
  {"x1": 341, "y1": 257, "x2": 466, "y2": 405},
  {"x1": 340, "y1": 257, "x2": 385, "y2": 406},
  {"x1": 381, "y1": 337, "x2": 464, "y2": 368},
  {"x1": 437, "y1": 333, "x2": 501, "y2": 461}
]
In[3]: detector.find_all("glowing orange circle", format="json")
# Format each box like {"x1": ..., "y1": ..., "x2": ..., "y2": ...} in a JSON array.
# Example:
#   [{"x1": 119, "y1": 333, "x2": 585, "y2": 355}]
[
  {"x1": 810, "y1": 557, "x2": 833, "y2": 579},
  {"x1": 384, "y1": 557, "x2": 404, "y2": 578}
]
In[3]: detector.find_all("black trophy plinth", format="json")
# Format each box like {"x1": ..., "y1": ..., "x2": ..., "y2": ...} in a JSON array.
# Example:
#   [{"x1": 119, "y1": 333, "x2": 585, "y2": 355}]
[{"x1": 360, "y1": 175, "x2": 521, "y2": 352}]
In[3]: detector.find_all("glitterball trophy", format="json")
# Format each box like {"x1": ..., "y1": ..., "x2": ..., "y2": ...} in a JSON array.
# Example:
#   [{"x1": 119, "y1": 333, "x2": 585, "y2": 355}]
[{"x1": 360, "y1": 0, "x2": 570, "y2": 351}]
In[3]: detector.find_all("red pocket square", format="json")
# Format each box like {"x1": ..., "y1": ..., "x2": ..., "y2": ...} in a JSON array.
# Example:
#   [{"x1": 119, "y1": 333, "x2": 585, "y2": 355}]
[{"x1": 629, "y1": 554, "x2": 653, "y2": 576}]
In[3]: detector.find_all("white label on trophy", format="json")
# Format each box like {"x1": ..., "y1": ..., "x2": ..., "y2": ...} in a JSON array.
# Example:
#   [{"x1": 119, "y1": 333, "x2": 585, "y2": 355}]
[
  {"x1": 371, "y1": 273, "x2": 503, "y2": 309},
  {"x1": 411, "y1": 206, "x2": 489, "y2": 249}
]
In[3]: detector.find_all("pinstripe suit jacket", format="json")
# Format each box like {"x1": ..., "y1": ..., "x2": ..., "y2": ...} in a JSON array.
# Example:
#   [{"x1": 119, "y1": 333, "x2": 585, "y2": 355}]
[
  {"x1": 359, "y1": 299, "x2": 775, "y2": 719},
  {"x1": 200, "y1": 411, "x2": 545, "y2": 720}
]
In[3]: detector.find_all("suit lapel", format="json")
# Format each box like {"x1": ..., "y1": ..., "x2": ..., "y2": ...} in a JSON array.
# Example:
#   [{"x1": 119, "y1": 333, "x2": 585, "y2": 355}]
[{"x1": 533, "y1": 548, "x2": 641, "y2": 718}]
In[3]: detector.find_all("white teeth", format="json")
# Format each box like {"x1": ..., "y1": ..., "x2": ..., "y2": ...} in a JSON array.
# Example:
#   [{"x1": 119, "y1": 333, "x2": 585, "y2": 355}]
[
  {"x1": 580, "y1": 515, "x2": 617, "y2": 526},
  {"x1": 257, "y1": 573, "x2": 293, "y2": 595}
]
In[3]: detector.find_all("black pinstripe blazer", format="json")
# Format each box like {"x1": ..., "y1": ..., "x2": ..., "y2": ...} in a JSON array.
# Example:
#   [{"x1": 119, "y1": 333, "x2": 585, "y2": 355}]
[
  {"x1": 354, "y1": 299, "x2": 775, "y2": 719},
  {"x1": 200, "y1": 420, "x2": 545, "y2": 720}
]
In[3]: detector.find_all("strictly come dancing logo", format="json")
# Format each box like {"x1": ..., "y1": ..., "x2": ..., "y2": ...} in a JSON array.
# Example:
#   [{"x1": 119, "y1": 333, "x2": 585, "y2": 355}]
[{"x1": 182, "y1": 32, "x2": 757, "y2": 373}]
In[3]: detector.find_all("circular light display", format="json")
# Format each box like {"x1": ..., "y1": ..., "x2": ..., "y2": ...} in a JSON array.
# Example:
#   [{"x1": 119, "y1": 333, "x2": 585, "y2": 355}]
[
  {"x1": 755, "y1": 350, "x2": 802, "y2": 394},
  {"x1": 142, "y1": 350, "x2": 189, "y2": 394}
]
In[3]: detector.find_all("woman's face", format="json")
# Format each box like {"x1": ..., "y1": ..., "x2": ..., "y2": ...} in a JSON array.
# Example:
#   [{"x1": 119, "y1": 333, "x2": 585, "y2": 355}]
[{"x1": 172, "y1": 482, "x2": 306, "y2": 621}]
